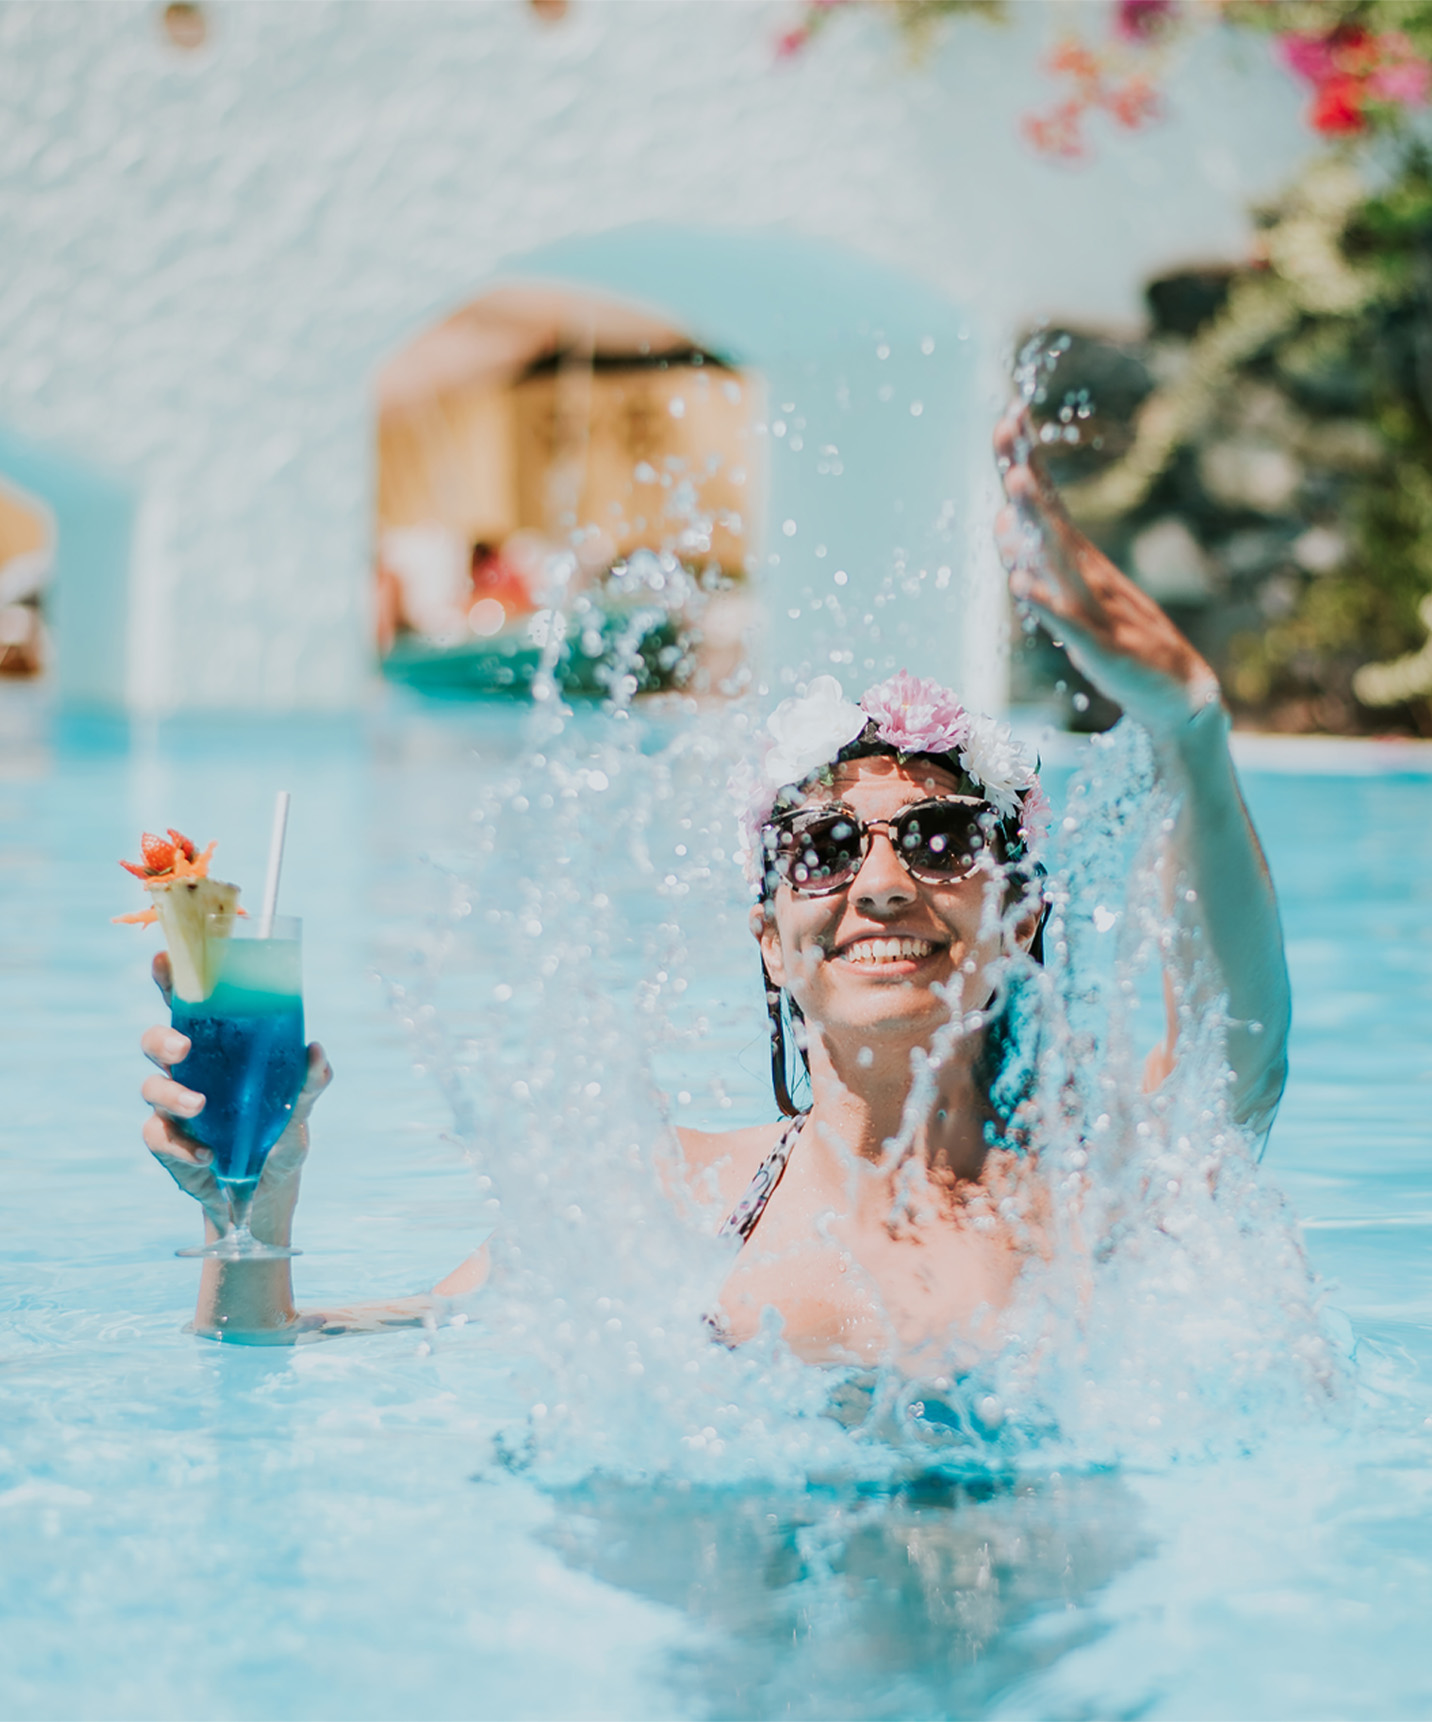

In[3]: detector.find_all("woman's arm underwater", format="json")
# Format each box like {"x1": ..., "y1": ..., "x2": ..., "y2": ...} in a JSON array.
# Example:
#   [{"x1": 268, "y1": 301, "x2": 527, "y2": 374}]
[
  {"x1": 141, "y1": 953, "x2": 489, "y2": 1342},
  {"x1": 994, "y1": 407, "x2": 1291, "y2": 1136}
]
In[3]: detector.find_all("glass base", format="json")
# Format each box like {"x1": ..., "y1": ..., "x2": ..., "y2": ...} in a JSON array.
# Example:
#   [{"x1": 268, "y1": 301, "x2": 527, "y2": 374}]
[{"x1": 176, "y1": 1236, "x2": 300, "y2": 1261}]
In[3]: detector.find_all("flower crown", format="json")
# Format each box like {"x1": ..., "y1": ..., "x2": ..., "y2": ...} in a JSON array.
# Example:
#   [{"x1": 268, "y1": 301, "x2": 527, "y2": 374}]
[{"x1": 735, "y1": 670, "x2": 1049, "y2": 887}]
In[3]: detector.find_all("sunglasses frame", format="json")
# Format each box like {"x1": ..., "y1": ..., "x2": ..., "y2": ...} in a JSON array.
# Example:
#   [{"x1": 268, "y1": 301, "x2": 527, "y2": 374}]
[{"x1": 761, "y1": 794, "x2": 1005, "y2": 899}]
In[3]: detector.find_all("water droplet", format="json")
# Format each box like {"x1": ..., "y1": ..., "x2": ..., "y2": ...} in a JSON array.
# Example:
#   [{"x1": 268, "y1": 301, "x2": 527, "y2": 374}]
[{"x1": 782, "y1": 519, "x2": 797, "y2": 537}]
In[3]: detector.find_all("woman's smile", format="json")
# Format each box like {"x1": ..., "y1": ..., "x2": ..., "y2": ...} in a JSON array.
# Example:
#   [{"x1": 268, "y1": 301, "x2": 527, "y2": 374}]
[{"x1": 828, "y1": 931, "x2": 946, "y2": 972}]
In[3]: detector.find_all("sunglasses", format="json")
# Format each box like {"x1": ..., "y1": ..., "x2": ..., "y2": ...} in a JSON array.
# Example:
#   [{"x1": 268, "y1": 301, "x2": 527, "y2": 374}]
[{"x1": 762, "y1": 796, "x2": 1005, "y2": 898}]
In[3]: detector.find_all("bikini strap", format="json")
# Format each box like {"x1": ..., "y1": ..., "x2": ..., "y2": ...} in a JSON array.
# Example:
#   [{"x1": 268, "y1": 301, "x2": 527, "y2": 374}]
[{"x1": 718, "y1": 1113, "x2": 806, "y2": 1246}]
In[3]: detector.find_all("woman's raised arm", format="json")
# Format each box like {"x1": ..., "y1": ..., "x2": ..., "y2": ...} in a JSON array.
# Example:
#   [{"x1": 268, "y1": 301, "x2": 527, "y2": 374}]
[{"x1": 994, "y1": 406, "x2": 1291, "y2": 1136}]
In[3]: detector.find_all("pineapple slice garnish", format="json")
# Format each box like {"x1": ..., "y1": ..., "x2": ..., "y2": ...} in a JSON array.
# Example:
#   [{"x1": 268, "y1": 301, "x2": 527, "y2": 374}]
[{"x1": 115, "y1": 828, "x2": 240, "y2": 1003}]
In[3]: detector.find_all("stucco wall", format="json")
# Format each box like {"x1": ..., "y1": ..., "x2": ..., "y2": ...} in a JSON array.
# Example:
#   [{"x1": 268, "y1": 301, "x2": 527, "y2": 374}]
[{"x1": 0, "y1": 0, "x2": 1313, "y2": 712}]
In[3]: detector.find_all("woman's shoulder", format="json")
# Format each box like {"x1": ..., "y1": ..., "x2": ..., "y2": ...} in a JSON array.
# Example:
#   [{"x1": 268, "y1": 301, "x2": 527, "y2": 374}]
[{"x1": 676, "y1": 1118, "x2": 789, "y2": 1209}]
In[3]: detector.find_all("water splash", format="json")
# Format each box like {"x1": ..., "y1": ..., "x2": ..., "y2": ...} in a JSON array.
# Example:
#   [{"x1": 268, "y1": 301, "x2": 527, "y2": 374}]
[
  {"x1": 397, "y1": 700, "x2": 1348, "y2": 1485},
  {"x1": 992, "y1": 721, "x2": 1350, "y2": 1464}
]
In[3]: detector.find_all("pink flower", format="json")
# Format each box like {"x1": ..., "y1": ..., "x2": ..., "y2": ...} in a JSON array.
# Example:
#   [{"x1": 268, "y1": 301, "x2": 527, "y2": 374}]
[
  {"x1": 1017, "y1": 778, "x2": 1053, "y2": 847},
  {"x1": 1279, "y1": 31, "x2": 1338, "y2": 86},
  {"x1": 1114, "y1": 0, "x2": 1176, "y2": 44},
  {"x1": 1369, "y1": 34, "x2": 1431, "y2": 107},
  {"x1": 860, "y1": 671, "x2": 970, "y2": 756}
]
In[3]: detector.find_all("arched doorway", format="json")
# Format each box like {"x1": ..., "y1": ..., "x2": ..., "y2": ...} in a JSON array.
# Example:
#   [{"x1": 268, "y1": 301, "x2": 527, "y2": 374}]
[
  {"x1": 0, "y1": 425, "x2": 135, "y2": 712},
  {"x1": 0, "y1": 476, "x2": 51, "y2": 680},
  {"x1": 374, "y1": 282, "x2": 762, "y2": 699},
  {"x1": 372, "y1": 226, "x2": 994, "y2": 707}
]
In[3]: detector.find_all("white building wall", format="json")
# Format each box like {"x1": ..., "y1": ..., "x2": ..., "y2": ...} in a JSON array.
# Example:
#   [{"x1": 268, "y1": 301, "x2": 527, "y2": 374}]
[{"x1": 0, "y1": 0, "x2": 1313, "y2": 712}]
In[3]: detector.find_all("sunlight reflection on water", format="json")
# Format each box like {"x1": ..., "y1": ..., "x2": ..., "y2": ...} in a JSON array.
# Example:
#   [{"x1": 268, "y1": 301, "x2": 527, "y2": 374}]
[{"x1": 1, "y1": 689, "x2": 1430, "y2": 1719}]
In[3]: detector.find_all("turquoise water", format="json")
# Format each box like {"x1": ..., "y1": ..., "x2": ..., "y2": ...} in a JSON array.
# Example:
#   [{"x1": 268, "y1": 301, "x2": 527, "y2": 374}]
[{"x1": 2, "y1": 689, "x2": 1430, "y2": 1720}]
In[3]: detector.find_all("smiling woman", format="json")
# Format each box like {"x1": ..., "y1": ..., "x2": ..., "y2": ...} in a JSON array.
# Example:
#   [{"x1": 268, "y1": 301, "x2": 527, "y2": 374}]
[
  {"x1": 675, "y1": 402, "x2": 1292, "y2": 1372},
  {"x1": 138, "y1": 403, "x2": 1292, "y2": 1372}
]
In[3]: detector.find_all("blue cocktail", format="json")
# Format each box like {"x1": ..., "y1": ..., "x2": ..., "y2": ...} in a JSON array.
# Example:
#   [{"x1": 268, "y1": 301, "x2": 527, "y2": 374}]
[{"x1": 171, "y1": 915, "x2": 306, "y2": 1260}]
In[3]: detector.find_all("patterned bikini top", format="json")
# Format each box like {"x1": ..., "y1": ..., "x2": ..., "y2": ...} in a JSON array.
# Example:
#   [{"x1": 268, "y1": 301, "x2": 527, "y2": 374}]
[{"x1": 718, "y1": 1113, "x2": 807, "y2": 1246}]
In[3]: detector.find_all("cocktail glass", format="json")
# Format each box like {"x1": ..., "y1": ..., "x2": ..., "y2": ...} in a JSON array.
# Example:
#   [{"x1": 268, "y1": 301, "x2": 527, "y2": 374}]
[{"x1": 170, "y1": 915, "x2": 307, "y2": 1261}]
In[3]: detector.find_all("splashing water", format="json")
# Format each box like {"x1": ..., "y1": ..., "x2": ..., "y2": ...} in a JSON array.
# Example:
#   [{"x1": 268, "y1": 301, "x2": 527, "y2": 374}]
[
  {"x1": 393, "y1": 687, "x2": 1348, "y2": 1488},
  {"x1": 993, "y1": 721, "x2": 1350, "y2": 1464}
]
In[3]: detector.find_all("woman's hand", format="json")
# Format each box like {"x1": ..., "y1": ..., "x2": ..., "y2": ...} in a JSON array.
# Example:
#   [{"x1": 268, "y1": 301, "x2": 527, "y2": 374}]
[
  {"x1": 141, "y1": 951, "x2": 331, "y2": 1247},
  {"x1": 994, "y1": 403, "x2": 1221, "y2": 741},
  {"x1": 994, "y1": 402, "x2": 1291, "y2": 1134}
]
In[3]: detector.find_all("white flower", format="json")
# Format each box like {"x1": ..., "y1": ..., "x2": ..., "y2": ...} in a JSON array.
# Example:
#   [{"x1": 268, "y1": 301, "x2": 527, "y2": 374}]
[
  {"x1": 762, "y1": 675, "x2": 867, "y2": 790},
  {"x1": 959, "y1": 713, "x2": 1036, "y2": 818}
]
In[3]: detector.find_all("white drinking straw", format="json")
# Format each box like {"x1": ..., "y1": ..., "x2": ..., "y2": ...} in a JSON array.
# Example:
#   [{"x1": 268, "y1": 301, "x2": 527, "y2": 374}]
[{"x1": 258, "y1": 790, "x2": 290, "y2": 939}]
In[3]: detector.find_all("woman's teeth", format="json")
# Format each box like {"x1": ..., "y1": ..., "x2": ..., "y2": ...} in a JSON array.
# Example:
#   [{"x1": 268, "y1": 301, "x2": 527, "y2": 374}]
[{"x1": 841, "y1": 937, "x2": 936, "y2": 965}]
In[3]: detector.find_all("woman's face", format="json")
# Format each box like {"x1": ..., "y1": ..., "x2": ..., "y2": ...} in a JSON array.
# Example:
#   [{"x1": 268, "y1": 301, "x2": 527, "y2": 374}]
[{"x1": 752, "y1": 756, "x2": 1033, "y2": 1048}]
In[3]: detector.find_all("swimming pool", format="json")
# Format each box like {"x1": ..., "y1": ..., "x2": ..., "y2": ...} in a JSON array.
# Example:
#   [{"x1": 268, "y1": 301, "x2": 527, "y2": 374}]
[{"x1": 2, "y1": 687, "x2": 1430, "y2": 1720}]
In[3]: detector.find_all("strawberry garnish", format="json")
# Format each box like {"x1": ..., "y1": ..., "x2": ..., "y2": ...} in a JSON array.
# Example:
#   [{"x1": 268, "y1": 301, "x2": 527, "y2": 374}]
[
  {"x1": 115, "y1": 827, "x2": 218, "y2": 920},
  {"x1": 140, "y1": 832, "x2": 178, "y2": 873}
]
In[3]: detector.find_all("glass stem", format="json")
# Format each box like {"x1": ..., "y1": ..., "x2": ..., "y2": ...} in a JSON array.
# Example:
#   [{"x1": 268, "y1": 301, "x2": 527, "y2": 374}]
[{"x1": 222, "y1": 1178, "x2": 261, "y2": 1242}]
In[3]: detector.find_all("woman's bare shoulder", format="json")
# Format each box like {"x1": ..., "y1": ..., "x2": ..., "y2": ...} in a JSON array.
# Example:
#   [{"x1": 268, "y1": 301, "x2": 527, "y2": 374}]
[{"x1": 677, "y1": 1119, "x2": 787, "y2": 1207}]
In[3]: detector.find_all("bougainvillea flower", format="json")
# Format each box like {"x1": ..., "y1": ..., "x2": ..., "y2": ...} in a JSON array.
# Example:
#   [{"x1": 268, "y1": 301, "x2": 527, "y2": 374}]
[
  {"x1": 1279, "y1": 31, "x2": 1341, "y2": 85},
  {"x1": 1310, "y1": 74, "x2": 1367, "y2": 134},
  {"x1": 1368, "y1": 33, "x2": 1432, "y2": 106},
  {"x1": 1106, "y1": 74, "x2": 1161, "y2": 129},
  {"x1": 1114, "y1": 0, "x2": 1177, "y2": 44}
]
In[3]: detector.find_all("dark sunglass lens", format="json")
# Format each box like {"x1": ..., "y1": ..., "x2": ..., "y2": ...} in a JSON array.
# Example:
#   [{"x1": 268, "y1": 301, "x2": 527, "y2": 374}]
[
  {"x1": 899, "y1": 805, "x2": 982, "y2": 878},
  {"x1": 782, "y1": 814, "x2": 861, "y2": 891}
]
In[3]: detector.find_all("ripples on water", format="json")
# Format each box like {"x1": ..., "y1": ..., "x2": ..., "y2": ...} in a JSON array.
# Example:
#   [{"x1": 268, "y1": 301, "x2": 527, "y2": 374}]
[{"x1": 3, "y1": 689, "x2": 1430, "y2": 1719}]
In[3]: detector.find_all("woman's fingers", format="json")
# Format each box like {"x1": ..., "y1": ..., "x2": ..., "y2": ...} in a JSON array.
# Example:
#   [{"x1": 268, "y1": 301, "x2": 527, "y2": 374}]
[
  {"x1": 292, "y1": 1043, "x2": 333, "y2": 1122},
  {"x1": 151, "y1": 950, "x2": 174, "y2": 1008},
  {"x1": 141, "y1": 1024, "x2": 191, "y2": 1073},
  {"x1": 143, "y1": 1112, "x2": 226, "y2": 1228},
  {"x1": 142, "y1": 1107, "x2": 212, "y2": 1168},
  {"x1": 254, "y1": 1047, "x2": 328, "y2": 1211},
  {"x1": 992, "y1": 401, "x2": 1033, "y2": 473},
  {"x1": 141, "y1": 1071, "x2": 205, "y2": 1119}
]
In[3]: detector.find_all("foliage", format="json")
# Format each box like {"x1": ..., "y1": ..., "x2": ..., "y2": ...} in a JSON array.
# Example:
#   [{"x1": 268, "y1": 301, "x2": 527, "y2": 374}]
[
  {"x1": 780, "y1": 0, "x2": 1432, "y2": 730},
  {"x1": 1222, "y1": 2, "x2": 1432, "y2": 135},
  {"x1": 1028, "y1": 152, "x2": 1432, "y2": 734}
]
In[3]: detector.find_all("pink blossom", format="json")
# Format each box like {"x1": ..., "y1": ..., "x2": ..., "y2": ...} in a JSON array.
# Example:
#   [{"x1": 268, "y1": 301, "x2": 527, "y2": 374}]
[
  {"x1": 860, "y1": 670, "x2": 970, "y2": 756},
  {"x1": 1114, "y1": 0, "x2": 1176, "y2": 44},
  {"x1": 1370, "y1": 53, "x2": 1431, "y2": 108},
  {"x1": 1018, "y1": 779, "x2": 1053, "y2": 847},
  {"x1": 1279, "y1": 32, "x2": 1338, "y2": 86}
]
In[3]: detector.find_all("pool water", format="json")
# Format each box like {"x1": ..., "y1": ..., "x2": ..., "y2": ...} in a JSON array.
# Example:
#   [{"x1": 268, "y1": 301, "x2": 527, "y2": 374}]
[{"x1": 2, "y1": 688, "x2": 1430, "y2": 1721}]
